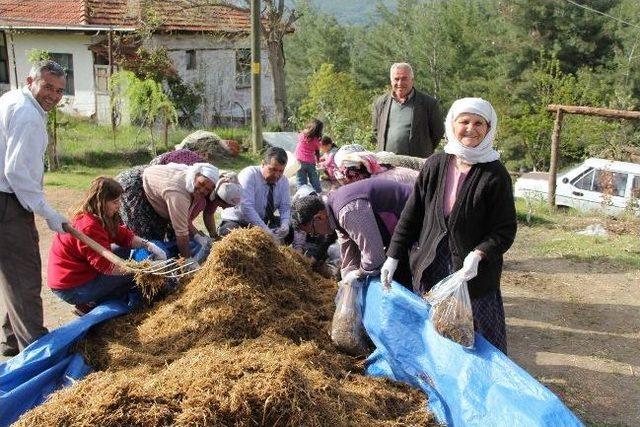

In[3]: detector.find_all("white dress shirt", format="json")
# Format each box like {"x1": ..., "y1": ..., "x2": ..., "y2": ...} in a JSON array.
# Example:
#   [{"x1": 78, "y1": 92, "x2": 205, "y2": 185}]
[
  {"x1": 221, "y1": 165, "x2": 291, "y2": 231},
  {"x1": 0, "y1": 87, "x2": 53, "y2": 217}
]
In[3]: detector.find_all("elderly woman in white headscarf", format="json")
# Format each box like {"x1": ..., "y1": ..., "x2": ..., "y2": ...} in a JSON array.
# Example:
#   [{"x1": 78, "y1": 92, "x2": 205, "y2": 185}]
[
  {"x1": 332, "y1": 144, "x2": 418, "y2": 186},
  {"x1": 380, "y1": 97, "x2": 517, "y2": 354},
  {"x1": 118, "y1": 163, "x2": 241, "y2": 266}
]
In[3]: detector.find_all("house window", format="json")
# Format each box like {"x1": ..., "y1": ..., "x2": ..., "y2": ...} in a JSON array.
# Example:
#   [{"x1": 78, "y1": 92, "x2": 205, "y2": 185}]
[
  {"x1": 49, "y1": 53, "x2": 74, "y2": 95},
  {"x1": 186, "y1": 50, "x2": 196, "y2": 70},
  {"x1": 0, "y1": 33, "x2": 9, "y2": 84},
  {"x1": 235, "y1": 48, "x2": 251, "y2": 88}
]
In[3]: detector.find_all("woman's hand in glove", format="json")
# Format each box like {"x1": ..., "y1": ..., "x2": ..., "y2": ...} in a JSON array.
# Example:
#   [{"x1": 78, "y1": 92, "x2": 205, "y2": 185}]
[
  {"x1": 193, "y1": 232, "x2": 213, "y2": 248},
  {"x1": 457, "y1": 250, "x2": 483, "y2": 282},
  {"x1": 380, "y1": 257, "x2": 399, "y2": 289},
  {"x1": 146, "y1": 241, "x2": 167, "y2": 260},
  {"x1": 341, "y1": 269, "x2": 362, "y2": 287}
]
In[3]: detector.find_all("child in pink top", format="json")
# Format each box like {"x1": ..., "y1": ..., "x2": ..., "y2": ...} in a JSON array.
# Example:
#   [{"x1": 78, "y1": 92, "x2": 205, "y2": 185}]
[{"x1": 294, "y1": 118, "x2": 323, "y2": 193}]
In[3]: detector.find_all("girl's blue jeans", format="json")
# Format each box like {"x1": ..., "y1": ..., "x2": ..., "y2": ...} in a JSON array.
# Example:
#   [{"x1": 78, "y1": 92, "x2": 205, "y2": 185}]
[{"x1": 296, "y1": 161, "x2": 322, "y2": 193}]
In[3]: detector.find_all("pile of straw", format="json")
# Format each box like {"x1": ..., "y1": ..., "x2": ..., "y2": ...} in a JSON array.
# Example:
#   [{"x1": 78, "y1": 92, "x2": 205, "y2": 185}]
[
  {"x1": 125, "y1": 259, "x2": 167, "y2": 301},
  {"x1": 17, "y1": 228, "x2": 432, "y2": 426}
]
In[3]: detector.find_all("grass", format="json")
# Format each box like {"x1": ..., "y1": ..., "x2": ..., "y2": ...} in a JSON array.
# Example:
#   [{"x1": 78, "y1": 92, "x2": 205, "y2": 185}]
[
  {"x1": 515, "y1": 197, "x2": 640, "y2": 268},
  {"x1": 47, "y1": 115, "x2": 257, "y2": 189}
]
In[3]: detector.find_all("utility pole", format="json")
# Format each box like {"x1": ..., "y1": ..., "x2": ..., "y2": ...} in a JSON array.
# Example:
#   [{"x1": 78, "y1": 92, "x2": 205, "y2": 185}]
[{"x1": 250, "y1": 0, "x2": 262, "y2": 153}]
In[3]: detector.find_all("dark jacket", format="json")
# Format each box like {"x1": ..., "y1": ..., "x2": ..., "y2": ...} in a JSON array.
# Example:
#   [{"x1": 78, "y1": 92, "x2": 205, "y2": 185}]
[
  {"x1": 372, "y1": 89, "x2": 444, "y2": 158},
  {"x1": 387, "y1": 153, "x2": 517, "y2": 298}
]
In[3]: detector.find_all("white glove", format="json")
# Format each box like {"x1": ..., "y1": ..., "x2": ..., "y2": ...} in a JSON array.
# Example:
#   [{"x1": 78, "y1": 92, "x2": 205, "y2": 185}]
[
  {"x1": 341, "y1": 269, "x2": 362, "y2": 286},
  {"x1": 146, "y1": 241, "x2": 167, "y2": 260},
  {"x1": 273, "y1": 224, "x2": 290, "y2": 240},
  {"x1": 42, "y1": 205, "x2": 68, "y2": 233},
  {"x1": 193, "y1": 232, "x2": 212, "y2": 248},
  {"x1": 182, "y1": 257, "x2": 201, "y2": 273},
  {"x1": 380, "y1": 257, "x2": 399, "y2": 290},
  {"x1": 457, "y1": 250, "x2": 483, "y2": 282}
]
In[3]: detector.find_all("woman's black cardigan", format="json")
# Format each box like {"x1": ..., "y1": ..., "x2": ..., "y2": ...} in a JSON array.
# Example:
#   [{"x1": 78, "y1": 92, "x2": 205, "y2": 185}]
[{"x1": 387, "y1": 152, "x2": 517, "y2": 299}]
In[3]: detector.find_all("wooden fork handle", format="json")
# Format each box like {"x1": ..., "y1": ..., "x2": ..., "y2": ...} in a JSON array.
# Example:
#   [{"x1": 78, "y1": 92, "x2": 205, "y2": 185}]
[{"x1": 62, "y1": 223, "x2": 128, "y2": 269}]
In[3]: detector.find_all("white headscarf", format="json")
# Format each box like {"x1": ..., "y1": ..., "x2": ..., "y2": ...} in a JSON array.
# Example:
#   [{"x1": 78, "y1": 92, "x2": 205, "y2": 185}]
[
  {"x1": 333, "y1": 144, "x2": 367, "y2": 169},
  {"x1": 215, "y1": 182, "x2": 242, "y2": 205},
  {"x1": 166, "y1": 162, "x2": 220, "y2": 193},
  {"x1": 443, "y1": 97, "x2": 500, "y2": 164},
  {"x1": 210, "y1": 171, "x2": 242, "y2": 206}
]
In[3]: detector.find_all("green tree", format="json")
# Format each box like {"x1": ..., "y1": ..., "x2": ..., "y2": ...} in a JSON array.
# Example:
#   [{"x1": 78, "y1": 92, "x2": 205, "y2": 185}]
[
  {"x1": 501, "y1": 0, "x2": 621, "y2": 76},
  {"x1": 285, "y1": 0, "x2": 351, "y2": 113},
  {"x1": 296, "y1": 63, "x2": 373, "y2": 146},
  {"x1": 110, "y1": 71, "x2": 178, "y2": 155},
  {"x1": 350, "y1": 0, "x2": 504, "y2": 102}
]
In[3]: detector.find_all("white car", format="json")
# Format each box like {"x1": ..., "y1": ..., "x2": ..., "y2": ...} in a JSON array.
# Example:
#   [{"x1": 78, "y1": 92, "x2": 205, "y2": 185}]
[{"x1": 514, "y1": 158, "x2": 640, "y2": 216}]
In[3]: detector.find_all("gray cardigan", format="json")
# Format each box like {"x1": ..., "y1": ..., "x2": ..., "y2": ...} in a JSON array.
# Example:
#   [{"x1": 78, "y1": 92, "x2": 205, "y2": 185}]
[{"x1": 372, "y1": 89, "x2": 444, "y2": 158}]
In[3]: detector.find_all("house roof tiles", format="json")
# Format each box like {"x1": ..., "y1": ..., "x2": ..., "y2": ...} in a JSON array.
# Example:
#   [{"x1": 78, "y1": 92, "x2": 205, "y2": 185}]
[
  {"x1": 0, "y1": 0, "x2": 250, "y2": 33},
  {"x1": 0, "y1": 0, "x2": 87, "y2": 27}
]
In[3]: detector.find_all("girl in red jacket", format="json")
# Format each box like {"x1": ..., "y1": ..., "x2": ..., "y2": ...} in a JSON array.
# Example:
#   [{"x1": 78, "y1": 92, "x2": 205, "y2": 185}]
[{"x1": 47, "y1": 177, "x2": 166, "y2": 314}]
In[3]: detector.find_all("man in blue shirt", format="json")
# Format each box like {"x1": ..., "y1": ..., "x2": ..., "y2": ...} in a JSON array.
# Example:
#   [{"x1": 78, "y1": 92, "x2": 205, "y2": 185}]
[{"x1": 218, "y1": 146, "x2": 291, "y2": 240}]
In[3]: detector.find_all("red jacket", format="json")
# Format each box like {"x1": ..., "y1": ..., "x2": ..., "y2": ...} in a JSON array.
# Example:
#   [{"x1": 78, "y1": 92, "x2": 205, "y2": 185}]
[{"x1": 47, "y1": 213, "x2": 134, "y2": 290}]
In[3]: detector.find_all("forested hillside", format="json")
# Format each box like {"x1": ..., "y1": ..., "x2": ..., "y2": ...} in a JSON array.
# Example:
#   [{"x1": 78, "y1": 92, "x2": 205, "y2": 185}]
[
  {"x1": 285, "y1": 0, "x2": 640, "y2": 171},
  {"x1": 307, "y1": 0, "x2": 397, "y2": 23}
]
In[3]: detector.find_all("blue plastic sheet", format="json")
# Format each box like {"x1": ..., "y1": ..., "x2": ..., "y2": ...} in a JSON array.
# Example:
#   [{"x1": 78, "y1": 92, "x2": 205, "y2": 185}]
[
  {"x1": 131, "y1": 239, "x2": 201, "y2": 261},
  {"x1": 1, "y1": 274, "x2": 582, "y2": 427},
  {"x1": 0, "y1": 301, "x2": 131, "y2": 427},
  {"x1": 362, "y1": 277, "x2": 583, "y2": 426}
]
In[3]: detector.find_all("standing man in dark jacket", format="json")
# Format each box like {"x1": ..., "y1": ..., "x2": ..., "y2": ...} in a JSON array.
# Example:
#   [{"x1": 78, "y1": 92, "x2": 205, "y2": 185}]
[{"x1": 372, "y1": 62, "x2": 444, "y2": 158}]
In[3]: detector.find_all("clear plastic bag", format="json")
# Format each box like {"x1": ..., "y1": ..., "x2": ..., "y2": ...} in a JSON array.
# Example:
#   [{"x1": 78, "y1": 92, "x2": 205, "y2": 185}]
[
  {"x1": 425, "y1": 273, "x2": 475, "y2": 349},
  {"x1": 330, "y1": 280, "x2": 369, "y2": 356}
]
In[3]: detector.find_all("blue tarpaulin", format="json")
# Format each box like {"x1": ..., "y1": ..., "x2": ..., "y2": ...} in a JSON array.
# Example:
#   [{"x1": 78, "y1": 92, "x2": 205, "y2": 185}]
[
  {"x1": 1, "y1": 274, "x2": 583, "y2": 427},
  {"x1": 363, "y1": 277, "x2": 583, "y2": 426},
  {"x1": 0, "y1": 301, "x2": 131, "y2": 426},
  {"x1": 131, "y1": 239, "x2": 201, "y2": 262}
]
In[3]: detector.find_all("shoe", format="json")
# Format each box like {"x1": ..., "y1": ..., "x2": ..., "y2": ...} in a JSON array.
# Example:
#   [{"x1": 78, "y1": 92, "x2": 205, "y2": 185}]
[
  {"x1": 0, "y1": 342, "x2": 19, "y2": 357},
  {"x1": 72, "y1": 302, "x2": 96, "y2": 316}
]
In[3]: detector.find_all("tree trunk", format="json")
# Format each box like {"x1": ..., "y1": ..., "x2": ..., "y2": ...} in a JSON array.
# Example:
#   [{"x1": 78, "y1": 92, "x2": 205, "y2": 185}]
[
  {"x1": 46, "y1": 109, "x2": 59, "y2": 172},
  {"x1": 267, "y1": 39, "x2": 287, "y2": 129},
  {"x1": 163, "y1": 118, "x2": 169, "y2": 149}
]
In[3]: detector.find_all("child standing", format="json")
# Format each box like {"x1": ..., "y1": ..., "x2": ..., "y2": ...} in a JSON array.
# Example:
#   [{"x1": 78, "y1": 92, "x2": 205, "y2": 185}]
[
  {"x1": 318, "y1": 136, "x2": 340, "y2": 187},
  {"x1": 295, "y1": 118, "x2": 323, "y2": 193}
]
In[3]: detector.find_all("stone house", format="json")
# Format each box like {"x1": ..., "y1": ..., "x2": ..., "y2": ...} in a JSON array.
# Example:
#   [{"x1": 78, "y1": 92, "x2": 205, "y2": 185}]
[{"x1": 0, "y1": 0, "x2": 277, "y2": 125}]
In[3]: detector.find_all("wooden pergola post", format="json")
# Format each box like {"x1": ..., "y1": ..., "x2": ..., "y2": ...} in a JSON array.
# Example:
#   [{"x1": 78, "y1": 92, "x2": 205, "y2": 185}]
[
  {"x1": 546, "y1": 104, "x2": 640, "y2": 209},
  {"x1": 548, "y1": 108, "x2": 563, "y2": 209}
]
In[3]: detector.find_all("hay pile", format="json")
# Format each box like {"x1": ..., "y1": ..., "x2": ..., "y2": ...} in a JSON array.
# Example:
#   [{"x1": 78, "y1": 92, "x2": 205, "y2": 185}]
[
  {"x1": 125, "y1": 259, "x2": 167, "y2": 301},
  {"x1": 17, "y1": 228, "x2": 433, "y2": 426}
]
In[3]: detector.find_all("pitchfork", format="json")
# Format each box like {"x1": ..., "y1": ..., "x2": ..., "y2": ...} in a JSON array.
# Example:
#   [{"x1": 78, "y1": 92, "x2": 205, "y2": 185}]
[{"x1": 62, "y1": 224, "x2": 201, "y2": 278}]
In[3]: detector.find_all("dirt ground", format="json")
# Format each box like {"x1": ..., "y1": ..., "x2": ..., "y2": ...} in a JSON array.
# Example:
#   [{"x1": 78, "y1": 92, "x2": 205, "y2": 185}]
[{"x1": 1, "y1": 187, "x2": 638, "y2": 425}]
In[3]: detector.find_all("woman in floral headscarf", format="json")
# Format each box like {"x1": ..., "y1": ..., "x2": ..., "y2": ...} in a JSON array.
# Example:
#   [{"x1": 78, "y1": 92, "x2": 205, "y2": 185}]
[
  {"x1": 332, "y1": 144, "x2": 418, "y2": 186},
  {"x1": 381, "y1": 97, "x2": 517, "y2": 353}
]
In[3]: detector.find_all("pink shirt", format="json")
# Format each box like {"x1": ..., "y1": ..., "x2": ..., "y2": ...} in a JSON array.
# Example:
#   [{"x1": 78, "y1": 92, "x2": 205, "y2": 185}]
[
  {"x1": 444, "y1": 156, "x2": 469, "y2": 216},
  {"x1": 295, "y1": 133, "x2": 321, "y2": 164}
]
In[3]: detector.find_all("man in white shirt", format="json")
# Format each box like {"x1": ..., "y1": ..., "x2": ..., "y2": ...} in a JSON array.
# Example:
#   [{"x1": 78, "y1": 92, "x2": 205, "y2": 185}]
[
  {"x1": 0, "y1": 60, "x2": 68, "y2": 356},
  {"x1": 218, "y1": 146, "x2": 291, "y2": 240}
]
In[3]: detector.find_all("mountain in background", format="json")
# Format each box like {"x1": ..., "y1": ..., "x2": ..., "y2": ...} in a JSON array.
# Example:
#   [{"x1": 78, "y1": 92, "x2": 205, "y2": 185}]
[{"x1": 303, "y1": 0, "x2": 397, "y2": 24}]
